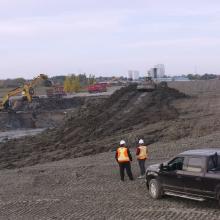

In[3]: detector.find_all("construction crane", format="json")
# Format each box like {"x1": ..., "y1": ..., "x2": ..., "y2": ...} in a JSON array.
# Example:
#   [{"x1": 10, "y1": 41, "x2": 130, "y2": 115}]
[{"x1": 0, "y1": 74, "x2": 48, "y2": 111}]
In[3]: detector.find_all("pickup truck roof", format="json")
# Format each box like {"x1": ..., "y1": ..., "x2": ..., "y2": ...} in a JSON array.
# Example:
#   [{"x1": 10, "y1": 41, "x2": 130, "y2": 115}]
[{"x1": 179, "y1": 148, "x2": 220, "y2": 157}]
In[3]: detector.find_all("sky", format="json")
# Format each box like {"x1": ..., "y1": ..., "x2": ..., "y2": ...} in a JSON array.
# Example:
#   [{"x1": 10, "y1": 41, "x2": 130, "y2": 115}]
[{"x1": 0, "y1": 0, "x2": 220, "y2": 79}]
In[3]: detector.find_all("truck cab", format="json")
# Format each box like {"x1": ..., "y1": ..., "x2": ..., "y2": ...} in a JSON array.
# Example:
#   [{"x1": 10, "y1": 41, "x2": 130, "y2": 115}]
[{"x1": 146, "y1": 149, "x2": 220, "y2": 204}]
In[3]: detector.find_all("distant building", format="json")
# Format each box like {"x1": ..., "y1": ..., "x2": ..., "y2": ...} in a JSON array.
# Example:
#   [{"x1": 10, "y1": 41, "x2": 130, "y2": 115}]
[
  {"x1": 148, "y1": 64, "x2": 165, "y2": 79},
  {"x1": 128, "y1": 70, "x2": 140, "y2": 81},
  {"x1": 148, "y1": 68, "x2": 158, "y2": 78},
  {"x1": 128, "y1": 70, "x2": 133, "y2": 81},
  {"x1": 133, "y1": 71, "x2": 139, "y2": 80}
]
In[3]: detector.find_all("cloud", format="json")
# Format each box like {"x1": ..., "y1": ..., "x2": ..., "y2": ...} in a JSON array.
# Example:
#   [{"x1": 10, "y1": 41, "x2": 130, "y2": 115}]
[
  {"x1": 0, "y1": 0, "x2": 220, "y2": 77},
  {"x1": 122, "y1": 37, "x2": 220, "y2": 49},
  {"x1": 0, "y1": 12, "x2": 124, "y2": 38}
]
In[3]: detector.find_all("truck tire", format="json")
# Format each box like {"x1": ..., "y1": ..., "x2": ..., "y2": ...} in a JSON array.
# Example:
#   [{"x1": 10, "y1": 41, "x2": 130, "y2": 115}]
[{"x1": 149, "y1": 179, "x2": 163, "y2": 199}]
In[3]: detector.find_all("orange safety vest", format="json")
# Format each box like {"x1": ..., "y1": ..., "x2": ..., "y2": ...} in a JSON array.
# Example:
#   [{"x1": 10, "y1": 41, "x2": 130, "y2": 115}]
[
  {"x1": 137, "y1": 145, "x2": 148, "y2": 160},
  {"x1": 117, "y1": 147, "x2": 130, "y2": 162}
]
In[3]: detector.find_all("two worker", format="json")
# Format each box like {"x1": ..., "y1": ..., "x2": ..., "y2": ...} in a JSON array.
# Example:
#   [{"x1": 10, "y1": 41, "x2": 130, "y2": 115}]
[{"x1": 115, "y1": 139, "x2": 148, "y2": 181}]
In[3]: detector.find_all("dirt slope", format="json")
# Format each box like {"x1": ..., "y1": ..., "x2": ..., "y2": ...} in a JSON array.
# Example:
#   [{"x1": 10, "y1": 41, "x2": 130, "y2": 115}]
[
  {"x1": 0, "y1": 81, "x2": 220, "y2": 218},
  {"x1": 0, "y1": 96, "x2": 107, "y2": 131},
  {"x1": 0, "y1": 85, "x2": 187, "y2": 169},
  {"x1": 1, "y1": 80, "x2": 220, "y2": 170},
  {"x1": 56, "y1": 84, "x2": 186, "y2": 146}
]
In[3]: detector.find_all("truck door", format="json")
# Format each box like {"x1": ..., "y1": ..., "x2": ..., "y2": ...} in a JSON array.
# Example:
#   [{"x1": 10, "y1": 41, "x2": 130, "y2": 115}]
[
  {"x1": 203, "y1": 155, "x2": 220, "y2": 199},
  {"x1": 182, "y1": 156, "x2": 205, "y2": 196},
  {"x1": 159, "y1": 157, "x2": 185, "y2": 193}
]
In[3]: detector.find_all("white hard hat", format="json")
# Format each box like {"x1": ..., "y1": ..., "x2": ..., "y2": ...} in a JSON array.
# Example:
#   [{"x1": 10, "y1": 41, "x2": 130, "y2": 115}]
[
  {"x1": 120, "y1": 140, "x2": 126, "y2": 145},
  {"x1": 139, "y1": 139, "x2": 144, "y2": 144}
]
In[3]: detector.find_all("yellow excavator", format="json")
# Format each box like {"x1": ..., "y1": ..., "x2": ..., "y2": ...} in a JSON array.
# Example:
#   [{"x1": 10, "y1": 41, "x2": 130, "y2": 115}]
[{"x1": 0, "y1": 74, "x2": 48, "y2": 111}]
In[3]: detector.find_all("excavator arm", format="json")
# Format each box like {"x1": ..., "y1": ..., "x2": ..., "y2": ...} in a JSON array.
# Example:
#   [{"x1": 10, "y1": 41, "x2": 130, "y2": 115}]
[
  {"x1": 30, "y1": 74, "x2": 48, "y2": 87},
  {"x1": 0, "y1": 74, "x2": 48, "y2": 110},
  {"x1": 0, "y1": 87, "x2": 23, "y2": 110}
]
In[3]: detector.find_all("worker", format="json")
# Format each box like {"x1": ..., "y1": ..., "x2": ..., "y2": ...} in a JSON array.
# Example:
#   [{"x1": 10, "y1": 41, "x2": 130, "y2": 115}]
[
  {"x1": 136, "y1": 139, "x2": 148, "y2": 178},
  {"x1": 115, "y1": 140, "x2": 134, "y2": 181}
]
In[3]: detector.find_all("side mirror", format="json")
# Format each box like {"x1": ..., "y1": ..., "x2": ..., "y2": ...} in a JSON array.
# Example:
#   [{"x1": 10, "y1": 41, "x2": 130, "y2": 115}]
[{"x1": 159, "y1": 163, "x2": 170, "y2": 171}]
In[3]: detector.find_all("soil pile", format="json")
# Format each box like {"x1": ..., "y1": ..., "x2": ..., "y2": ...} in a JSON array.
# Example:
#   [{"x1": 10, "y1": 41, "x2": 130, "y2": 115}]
[
  {"x1": 56, "y1": 84, "x2": 186, "y2": 146},
  {"x1": 15, "y1": 97, "x2": 86, "y2": 112},
  {"x1": 0, "y1": 96, "x2": 105, "y2": 131},
  {"x1": 0, "y1": 85, "x2": 188, "y2": 169}
]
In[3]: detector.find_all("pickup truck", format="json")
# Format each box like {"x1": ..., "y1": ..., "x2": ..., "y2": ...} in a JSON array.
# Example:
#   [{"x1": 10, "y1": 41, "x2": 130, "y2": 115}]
[{"x1": 146, "y1": 149, "x2": 220, "y2": 204}]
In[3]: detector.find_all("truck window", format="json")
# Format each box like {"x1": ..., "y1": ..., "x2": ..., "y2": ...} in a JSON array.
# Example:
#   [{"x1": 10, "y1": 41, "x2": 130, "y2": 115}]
[
  {"x1": 208, "y1": 155, "x2": 220, "y2": 171},
  {"x1": 168, "y1": 157, "x2": 184, "y2": 171},
  {"x1": 185, "y1": 157, "x2": 203, "y2": 173}
]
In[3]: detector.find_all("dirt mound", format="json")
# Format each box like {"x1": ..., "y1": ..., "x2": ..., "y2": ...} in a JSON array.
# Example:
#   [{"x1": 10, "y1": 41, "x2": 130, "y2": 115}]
[
  {"x1": 57, "y1": 85, "x2": 186, "y2": 146},
  {"x1": 14, "y1": 97, "x2": 86, "y2": 112},
  {"x1": 0, "y1": 85, "x2": 188, "y2": 169},
  {"x1": 0, "y1": 96, "x2": 106, "y2": 131}
]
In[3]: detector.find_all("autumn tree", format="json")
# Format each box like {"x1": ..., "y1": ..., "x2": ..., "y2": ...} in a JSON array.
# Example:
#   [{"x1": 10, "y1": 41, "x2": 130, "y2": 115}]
[
  {"x1": 88, "y1": 74, "x2": 96, "y2": 85},
  {"x1": 64, "y1": 76, "x2": 72, "y2": 93},
  {"x1": 64, "y1": 74, "x2": 81, "y2": 93},
  {"x1": 72, "y1": 75, "x2": 80, "y2": 92}
]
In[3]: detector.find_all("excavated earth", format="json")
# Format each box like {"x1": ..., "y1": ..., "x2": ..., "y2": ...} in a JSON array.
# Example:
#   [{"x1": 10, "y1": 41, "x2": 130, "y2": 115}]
[
  {"x1": 0, "y1": 80, "x2": 220, "y2": 219},
  {"x1": 0, "y1": 96, "x2": 107, "y2": 131},
  {"x1": 1, "y1": 81, "x2": 220, "y2": 169},
  {"x1": 0, "y1": 84, "x2": 188, "y2": 169}
]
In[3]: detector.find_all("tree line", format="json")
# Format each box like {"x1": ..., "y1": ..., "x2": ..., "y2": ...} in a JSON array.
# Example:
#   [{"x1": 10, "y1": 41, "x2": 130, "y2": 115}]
[
  {"x1": 186, "y1": 73, "x2": 219, "y2": 80},
  {"x1": 0, "y1": 74, "x2": 96, "y2": 92},
  {"x1": 63, "y1": 74, "x2": 95, "y2": 93}
]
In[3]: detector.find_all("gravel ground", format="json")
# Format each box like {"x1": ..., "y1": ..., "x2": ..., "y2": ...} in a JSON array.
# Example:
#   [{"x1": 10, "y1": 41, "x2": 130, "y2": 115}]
[
  {"x1": 1, "y1": 81, "x2": 220, "y2": 219},
  {"x1": 0, "y1": 135, "x2": 220, "y2": 220}
]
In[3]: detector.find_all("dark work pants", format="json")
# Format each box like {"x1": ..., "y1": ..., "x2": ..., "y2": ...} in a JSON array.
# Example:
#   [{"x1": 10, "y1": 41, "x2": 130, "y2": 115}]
[
  {"x1": 138, "y1": 159, "x2": 146, "y2": 175},
  {"x1": 119, "y1": 162, "x2": 134, "y2": 181}
]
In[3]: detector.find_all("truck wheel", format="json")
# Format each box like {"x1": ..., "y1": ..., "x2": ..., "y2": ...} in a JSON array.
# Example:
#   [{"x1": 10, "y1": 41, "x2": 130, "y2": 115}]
[{"x1": 149, "y1": 179, "x2": 163, "y2": 199}]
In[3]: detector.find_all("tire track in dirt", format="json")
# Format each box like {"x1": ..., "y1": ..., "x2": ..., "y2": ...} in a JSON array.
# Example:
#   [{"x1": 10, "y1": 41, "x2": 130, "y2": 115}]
[{"x1": 0, "y1": 146, "x2": 219, "y2": 219}]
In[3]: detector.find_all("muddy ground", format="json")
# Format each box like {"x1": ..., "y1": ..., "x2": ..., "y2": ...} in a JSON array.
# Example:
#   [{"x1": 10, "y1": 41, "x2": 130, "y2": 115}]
[
  {"x1": 0, "y1": 96, "x2": 108, "y2": 131},
  {"x1": 0, "y1": 133, "x2": 220, "y2": 220},
  {"x1": 0, "y1": 84, "x2": 189, "y2": 169},
  {"x1": 1, "y1": 81, "x2": 220, "y2": 170},
  {"x1": 0, "y1": 128, "x2": 45, "y2": 143},
  {"x1": 0, "y1": 80, "x2": 220, "y2": 219}
]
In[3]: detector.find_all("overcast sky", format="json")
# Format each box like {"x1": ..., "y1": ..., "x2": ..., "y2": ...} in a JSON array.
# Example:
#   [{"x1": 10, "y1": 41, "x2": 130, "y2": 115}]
[{"x1": 0, "y1": 0, "x2": 220, "y2": 78}]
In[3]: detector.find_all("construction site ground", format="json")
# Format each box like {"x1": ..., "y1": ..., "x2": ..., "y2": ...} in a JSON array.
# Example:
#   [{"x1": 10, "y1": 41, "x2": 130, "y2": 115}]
[
  {"x1": 1, "y1": 134, "x2": 220, "y2": 220},
  {"x1": 0, "y1": 80, "x2": 220, "y2": 219},
  {"x1": 0, "y1": 86, "x2": 119, "y2": 132}
]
